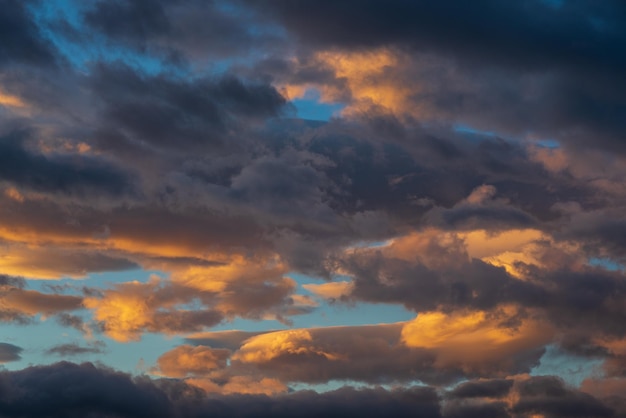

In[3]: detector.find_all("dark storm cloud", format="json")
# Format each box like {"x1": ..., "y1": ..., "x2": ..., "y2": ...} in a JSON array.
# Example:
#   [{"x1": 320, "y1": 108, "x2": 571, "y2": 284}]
[
  {"x1": 341, "y1": 250, "x2": 546, "y2": 313},
  {"x1": 0, "y1": 362, "x2": 173, "y2": 418},
  {"x1": 513, "y1": 376, "x2": 613, "y2": 418},
  {"x1": 1, "y1": 1, "x2": 626, "y2": 401},
  {"x1": 558, "y1": 211, "x2": 626, "y2": 262},
  {"x1": 426, "y1": 204, "x2": 537, "y2": 231},
  {"x1": 0, "y1": 275, "x2": 25, "y2": 289},
  {"x1": 0, "y1": 129, "x2": 134, "y2": 197},
  {"x1": 82, "y1": 0, "x2": 284, "y2": 61},
  {"x1": 248, "y1": 0, "x2": 626, "y2": 77},
  {"x1": 84, "y1": 0, "x2": 171, "y2": 43},
  {"x1": 293, "y1": 123, "x2": 599, "y2": 226},
  {"x1": 555, "y1": 333, "x2": 610, "y2": 358},
  {"x1": 246, "y1": 0, "x2": 626, "y2": 150},
  {"x1": 444, "y1": 376, "x2": 621, "y2": 418},
  {"x1": 250, "y1": 0, "x2": 626, "y2": 69},
  {"x1": 0, "y1": 0, "x2": 57, "y2": 67},
  {"x1": 442, "y1": 401, "x2": 510, "y2": 418},
  {"x1": 0, "y1": 362, "x2": 441, "y2": 418},
  {"x1": 537, "y1": 268, "x2": 626, "y2": 337},
  {"x1": 90, "y1": 63, "x2": 288, "y2": 151},
  {"x1": 0, "y1": 342, "x2": 22, "y2": 363},
  {"x1": 448, "y1": 379, "x2": 514, "y2": 399},
  {"x1": 2, "y1": 362, "x2": 625, "y2": 418}
]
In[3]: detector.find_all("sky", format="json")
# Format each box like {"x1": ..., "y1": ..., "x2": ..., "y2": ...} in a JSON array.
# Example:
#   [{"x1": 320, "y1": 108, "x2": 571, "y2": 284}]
[{"x1": 1, "y1": 0, "x2": 626, "y2": 417}]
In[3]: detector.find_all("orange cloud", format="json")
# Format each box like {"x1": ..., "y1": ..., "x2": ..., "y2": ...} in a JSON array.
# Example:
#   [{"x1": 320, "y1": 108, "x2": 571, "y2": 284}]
[
  {"x1": 154, "y1": 342, "x2": 288, "y2": 395},
  {"x1": 302, "y1": 281, "x2": 354, "y2": 299},
  {"x1": 379, "y1": 228, "x2": 468, "y2": 270},
  {"x1": 84, "y1": 277, "x2": 222, "y2": 342},
  {"x1": 0, "y1": 242, "x2": 137, "y2": 279},
  {"x1": 279, "y1": 48, "x2": 429, "y2": 118},
  {"x1": 155, "y1": 316, "x2": 548, "y2": 388},
  {"x1": 401, "y1": 309, "x2": 554, "y2": 372},
  {"x1": 186, "y1": 376, "x2": 288, "y2": 396},
  {"x1": 0, "y1": 284, "x2": 83, "y2": 321},
  {"x1": 83, "y1": 256, "x2": 310, "y2": 341},
  {"x1": 233, "y1": 329, "x2": 343, "y2": 363},
  {"x1": 156, "y1": 345, "x2": 230, "y2": 378}
]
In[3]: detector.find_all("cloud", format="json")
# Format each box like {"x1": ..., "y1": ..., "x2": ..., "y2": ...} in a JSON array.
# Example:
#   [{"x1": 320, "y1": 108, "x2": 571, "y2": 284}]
[
  {"x1": 83, "y1": 260, "x2": 312, "y2": 341},
  {"x1": 0, "y1": 275, "x2": 83, "y2": 323},
  {"x1": 82, "y1": 0, "x2": 285, "y2": 60},
  {"x1": 158, "y1": 317, "x2": 548, "y2": 387},
  {"x1": 302, "y1": 281, "x2": 354, "y2": 300},
  {"x1": 513, "y1": 376, "x2": 614, "y2": 417},
  {"x1": 242, "y1": 0, "x2": 626, "y2": 155},
  {"x1": 0, "y1": 129, "x2": 134, "y2": 197},
  {"x1": 1, "y1": 0, "x2": 626, "y2": 407},
  {"x1": 401, "y1": 310, "x2": 552, "y2": 374},
  {"x1": 0, "y1": 0, "x2": 58, "y2": 68},
  {"x1": 3, "y1": 362, "x2": 626, "y2": 417},
  {"x1": 155, "y1": 345, "x2": 230, "y2": 378},
  {"x1": 0, "y1": 342, "x2": 22, "y2": 363},
  {"x1": 83, "y1": 277, "x2": 223, "y2": 342},
  {"x1": 90, "y1": 63, "x2": 287, "y2": 151},
  {"x1": 447, "y1": 379, "x2": 514, "y2": 399},
  {"x1": 0, "y1": 242, "x2": 138, "y2": 279},
  {"x1": 45, "y1": 341, "x2": 106, "y2": 357},
  {"x1": 0, "y1": 362, "x2": 443, "y2": 418}
]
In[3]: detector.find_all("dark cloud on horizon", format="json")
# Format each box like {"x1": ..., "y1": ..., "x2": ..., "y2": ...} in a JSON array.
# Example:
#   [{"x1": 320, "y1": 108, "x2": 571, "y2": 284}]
[
  {"x1": 0, "y1": 362, "x2": 624, "y2": 418},
  {"x1": 0, "y1": 362, "x2": 442, "y2": 418}
]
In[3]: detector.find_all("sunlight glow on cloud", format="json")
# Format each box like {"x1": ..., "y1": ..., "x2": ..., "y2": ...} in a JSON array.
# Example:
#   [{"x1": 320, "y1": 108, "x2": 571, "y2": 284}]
[{"x1": 1, "y1": 0, "x2": 626, "y2": 415}]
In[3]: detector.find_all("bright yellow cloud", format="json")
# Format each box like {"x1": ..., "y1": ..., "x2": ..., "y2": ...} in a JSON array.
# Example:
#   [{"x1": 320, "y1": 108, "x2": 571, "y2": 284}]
[
  {"x1": 83, "y1": 284, "x2": 152, "y2": 342},
  {"x1": 401, "y1": 309, "x2": 553, "y2": 370},
  {"x1": 302, "y1": 280, "x2": 354, "y2": 299},
  {"x1": 461, "y1": 229, "x2": 544, "y2": 259},
  {"x1": 233, "y1": 329, "x2": 342, "y2": 363},
  {"x1": 156, "y1": 345, "x2": 230, "y2": 378},
  {"x1": 280, "y1": 48, "x2": 429, "y2": 117}
]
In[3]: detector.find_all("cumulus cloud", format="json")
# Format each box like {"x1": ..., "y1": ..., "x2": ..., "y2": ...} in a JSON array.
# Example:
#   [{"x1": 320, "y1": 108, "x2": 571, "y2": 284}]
[
  {"x1": 1, "y1": 0, "x2": 626, "y2": 409},
  {"x1": 157, "y1": 317, "x2": 549, "y2": 388}
]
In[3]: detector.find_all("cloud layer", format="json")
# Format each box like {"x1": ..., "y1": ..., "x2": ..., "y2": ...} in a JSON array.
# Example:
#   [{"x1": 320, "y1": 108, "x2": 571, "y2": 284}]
[{"x1": 1, "y1": 0, "x2": 626, "y2": 415}]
